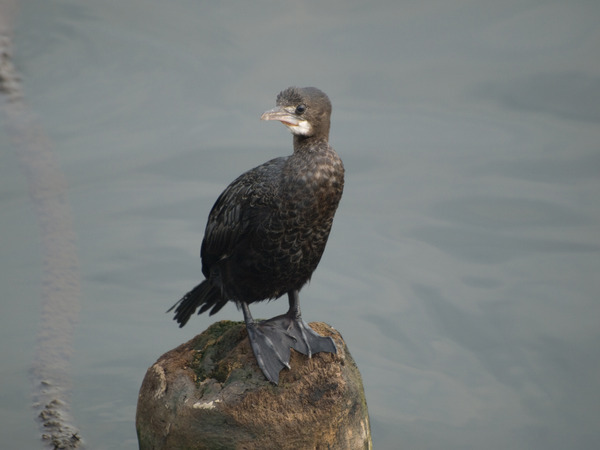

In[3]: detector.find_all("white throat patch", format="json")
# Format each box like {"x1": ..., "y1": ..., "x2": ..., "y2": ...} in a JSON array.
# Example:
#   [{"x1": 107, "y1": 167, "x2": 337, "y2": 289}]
[{"x1": 285, "y1": 120, "x2": 312, "y2": 136}]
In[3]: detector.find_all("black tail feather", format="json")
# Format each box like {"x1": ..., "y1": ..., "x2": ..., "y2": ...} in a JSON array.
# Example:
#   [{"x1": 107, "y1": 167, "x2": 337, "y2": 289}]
[{"x1": 167, "y1": 281, "x2": 225, "y2": 327}]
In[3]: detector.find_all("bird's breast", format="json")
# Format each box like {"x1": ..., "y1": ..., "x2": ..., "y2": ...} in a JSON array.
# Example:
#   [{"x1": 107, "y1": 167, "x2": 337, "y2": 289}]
[{"x1": 275, "y1": 150, "x2": 344, "y2": 237}]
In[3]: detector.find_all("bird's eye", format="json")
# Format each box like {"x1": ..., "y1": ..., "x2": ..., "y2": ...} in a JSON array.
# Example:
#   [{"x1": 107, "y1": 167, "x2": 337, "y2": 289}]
[{"x1": 295, "y1": 104, "x2": 306, "y2": 115}]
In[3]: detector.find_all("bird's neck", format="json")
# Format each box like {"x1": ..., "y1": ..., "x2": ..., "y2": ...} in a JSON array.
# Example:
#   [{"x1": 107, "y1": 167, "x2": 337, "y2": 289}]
[{"x1": 293, "y1": 134, "x2": 329, "y2": 154}]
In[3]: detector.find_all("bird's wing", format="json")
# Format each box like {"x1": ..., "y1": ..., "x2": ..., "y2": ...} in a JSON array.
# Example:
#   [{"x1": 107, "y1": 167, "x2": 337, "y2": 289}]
[{"x1": 200, "y1": 157, "x2": 285, "y2": 272}]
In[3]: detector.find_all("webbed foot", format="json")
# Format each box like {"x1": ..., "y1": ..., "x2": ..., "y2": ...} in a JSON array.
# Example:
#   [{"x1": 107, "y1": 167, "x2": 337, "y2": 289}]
[{"x1": 241, "y1": 292, "x2": 337, "y2": 384}]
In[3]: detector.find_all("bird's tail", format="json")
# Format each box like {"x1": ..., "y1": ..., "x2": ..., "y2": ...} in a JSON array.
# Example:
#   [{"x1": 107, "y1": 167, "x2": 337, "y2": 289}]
[{"x1": 167, "y1": 281, "x2": 226, "y2": 327}]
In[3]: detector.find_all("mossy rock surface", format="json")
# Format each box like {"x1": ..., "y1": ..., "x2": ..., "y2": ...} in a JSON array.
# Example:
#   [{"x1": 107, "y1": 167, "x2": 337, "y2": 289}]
[{"x1": 136, "y1": 321, "x2": 372, "y2": 450}]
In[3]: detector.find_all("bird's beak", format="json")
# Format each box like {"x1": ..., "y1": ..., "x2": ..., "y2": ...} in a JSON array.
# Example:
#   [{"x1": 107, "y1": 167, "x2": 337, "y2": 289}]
[{"x1": 260, "y1": 106, "x2": 300, "y2": 126}]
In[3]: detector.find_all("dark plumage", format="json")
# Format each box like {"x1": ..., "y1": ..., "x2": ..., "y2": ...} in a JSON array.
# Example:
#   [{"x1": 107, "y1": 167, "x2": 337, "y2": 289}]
[{"x1": 168, "y1": 87, "x2": 344, "y2": 383}]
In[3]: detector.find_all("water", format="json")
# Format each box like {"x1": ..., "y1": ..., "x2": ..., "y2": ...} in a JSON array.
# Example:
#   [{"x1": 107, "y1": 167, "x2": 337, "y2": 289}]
[{"x1": 1, "y1": 1, "x2": 599, "y2": 449}]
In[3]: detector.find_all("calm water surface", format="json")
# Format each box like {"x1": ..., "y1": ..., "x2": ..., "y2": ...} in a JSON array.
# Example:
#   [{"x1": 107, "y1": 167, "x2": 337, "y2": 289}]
[{"x1": 1, "y1": 1, "x2": 599, "y2": 449}]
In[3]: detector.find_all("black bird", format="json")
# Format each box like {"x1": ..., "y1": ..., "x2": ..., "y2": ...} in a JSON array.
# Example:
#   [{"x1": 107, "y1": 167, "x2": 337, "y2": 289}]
[{"x1": 168, "y1": 87, "x2": 344, "y2": 384}]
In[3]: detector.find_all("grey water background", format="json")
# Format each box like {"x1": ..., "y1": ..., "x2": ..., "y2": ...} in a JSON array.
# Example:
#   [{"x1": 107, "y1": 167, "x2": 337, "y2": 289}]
[{"x1": 1, "y1": 0, "x2": 599, "y2": 448}]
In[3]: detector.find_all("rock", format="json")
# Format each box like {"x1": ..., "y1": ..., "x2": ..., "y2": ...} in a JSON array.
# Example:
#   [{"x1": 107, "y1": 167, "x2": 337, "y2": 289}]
[{"x1": 136, "y1": 320, "x2": 372, "y2": 449}]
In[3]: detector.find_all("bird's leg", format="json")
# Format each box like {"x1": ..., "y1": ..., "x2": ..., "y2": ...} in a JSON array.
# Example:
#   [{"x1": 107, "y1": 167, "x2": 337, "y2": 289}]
[
  {"x1": 242, "y1": 290, "x2": 337, "y2": 384},
  {"x1": 242, "y1": 291, "x2": 337, "y2": 384},
  {"x1": 241, "y1": 302, "x2": 291, "y2": 385},
  {"x1": 286, "y1": 289, "x2": 302, "y2": 318},
  {"x1": 258, "y1": 290, "x2": 336, "y2": 362},
  {"x1": 279, "y1": 289, "x2": 338, "y2": 358}
]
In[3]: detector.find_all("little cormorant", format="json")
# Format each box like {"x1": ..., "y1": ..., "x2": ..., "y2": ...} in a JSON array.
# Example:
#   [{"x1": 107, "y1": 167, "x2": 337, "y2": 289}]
[{"x1": 168, "y1": 87, "x2": 344, "y2": 384}]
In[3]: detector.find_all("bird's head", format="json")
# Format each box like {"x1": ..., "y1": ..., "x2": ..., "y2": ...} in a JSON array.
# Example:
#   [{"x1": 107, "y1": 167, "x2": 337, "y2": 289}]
[{"x1": 261, "y1": 87, "x2": 331, "y2": 139}]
